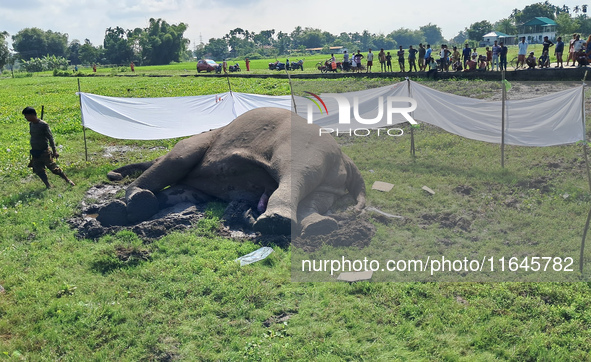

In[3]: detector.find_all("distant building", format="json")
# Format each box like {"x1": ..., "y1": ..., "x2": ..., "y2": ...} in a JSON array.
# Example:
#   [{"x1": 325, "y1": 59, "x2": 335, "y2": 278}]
[
  {"x1": 517, "y1": 17, "x2": 557, "y2": 44},
  {"x1": 304, "y1": 46, "x2": 345, "y2": 54},
  {"x1": 481, "y1": 31, "x2": 516, "y2": 46}
]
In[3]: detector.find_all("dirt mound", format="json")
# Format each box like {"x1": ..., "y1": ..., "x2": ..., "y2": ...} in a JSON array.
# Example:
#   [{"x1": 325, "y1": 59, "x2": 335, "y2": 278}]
[
  {"x1": 420, "y1": 212, "x2": 472, "y2": 231},
  {"x1": 292, "y1": 214, "x2": 375, "y2": 252},
  {"x1": 70, "y1": 184, "x2": 373, "y2": 249}
]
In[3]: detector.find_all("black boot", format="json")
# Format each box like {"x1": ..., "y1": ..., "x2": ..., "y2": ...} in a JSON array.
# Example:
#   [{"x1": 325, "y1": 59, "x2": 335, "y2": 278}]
[
  {"x1": 57, "y1": 171, "x2": 75, "y2": 186},
  {"x1": 36, "y1": 172, "x2": 51, "y2": 189}
]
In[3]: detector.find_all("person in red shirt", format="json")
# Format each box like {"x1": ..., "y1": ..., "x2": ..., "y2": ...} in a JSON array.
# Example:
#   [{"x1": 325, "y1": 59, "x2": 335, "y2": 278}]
[{"x1": 464, "y1": 55, "x2": 477, "y2": 72}]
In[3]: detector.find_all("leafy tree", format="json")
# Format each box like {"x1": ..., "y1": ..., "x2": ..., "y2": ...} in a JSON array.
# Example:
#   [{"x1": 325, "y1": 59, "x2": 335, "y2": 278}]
[
  {"x1": 373, "y1": 33, "x2": 396, "y2": 50},
  {"x1": 576, "y1": 14, "x2": 591, "y2": 36},
  {"x1": 494, "y1": 18, "x2": 517, "y2": 35},
  {"x1": 103, "y1": 26, "x2": 133, "y2": 64},
  {"x1": 275, "y1": 31, "x2": 291, "y2": 54},
  {"x1": 21, "y1": 55, "x2": 68, "y2": 72},
  {"x1": 290, "y1": 26, "x2": 303, "y2": 48},
  {"x1": 79, "y1": 39, "x2": 101, "y2": 65},
  {"x1": 420, "y1": 24, "x2": 444, "y2": 45},
  {"x1": 512, "y1": 1, "x2": 560, "y2": 24},
  {"x1": 12, "y1": 28, "x2": 68, "y2": 60},
  {"x1": 555, "y1": 12, "x2": 580, "y2": 37},
  {"x1": 359, "y1": 30, "x2": 373, "y2": 49},
  {"x1": 466, "y1": 20, "x2": 493, "y2": 41},
  {"x1": 139, "y1": 18, "x2": 189, "y2": 65},
  {"x1": 202, "y1": 37, "x2": 228, "y2": 59},
  {"x1": 299, "y1": 28, "x2": 324, "y2": 48},
  {"x1": 253, "y1": 29, "x2": 275, "y2": 47},
  {"x1": 451, "y1": 30, "x2": 468, "y2": 45},
  {"x1": 0, "y1": 31, "x2": 9, "y2": 70},
  {"x1": 389, "y1": 28, "x2": 425, "y2": 47},
  {"x1": 68, "y1": 40, "x2": 81, "y2": 65},
  {"x1": 45, "y1": 30, "x2": 68, "y2": 58}
]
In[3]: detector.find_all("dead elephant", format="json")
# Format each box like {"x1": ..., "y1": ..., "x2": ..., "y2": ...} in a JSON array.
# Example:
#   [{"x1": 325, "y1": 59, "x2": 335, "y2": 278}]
[{"x1": 101, "y1": 107, "x2": 366, "y2": 236}]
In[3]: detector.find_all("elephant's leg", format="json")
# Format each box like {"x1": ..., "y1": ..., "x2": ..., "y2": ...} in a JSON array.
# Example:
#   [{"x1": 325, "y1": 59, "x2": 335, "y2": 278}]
[
  {"x1": 107, "y1": 158, "x2": 161, "y2": 181},
  {"x1": 253, "y1": 179, "x2": 297, "y2": 235},
  {"x1": 125, "y1": 131, "x2": 217, "y2": 223},
  {"x1": 297, "y1": 191, "x2": 339, "y2": 237}
]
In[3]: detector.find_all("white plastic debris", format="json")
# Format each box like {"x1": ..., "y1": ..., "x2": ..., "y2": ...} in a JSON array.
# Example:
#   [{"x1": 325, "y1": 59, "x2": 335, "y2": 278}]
[{"x1": 235, "y1": 247, "x2": 274, "y2": 266}]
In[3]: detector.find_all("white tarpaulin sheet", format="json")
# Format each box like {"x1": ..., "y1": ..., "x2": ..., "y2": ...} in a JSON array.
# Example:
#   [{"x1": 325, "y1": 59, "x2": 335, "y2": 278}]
[
  {"x1": 79, "y1": 81, "x2": 585, "y2": 146},
  {"x1": 78, "y1": 92, "x2": 292, "y2": 140},
  {"x1": 295, "y1": 80, "x2": 585, "y2": 147}
]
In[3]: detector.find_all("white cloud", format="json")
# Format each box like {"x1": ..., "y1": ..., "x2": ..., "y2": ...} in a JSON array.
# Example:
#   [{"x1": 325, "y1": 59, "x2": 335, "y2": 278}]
[{"x1": 0, "y1": 0, "x2": 570, "y2": 49}]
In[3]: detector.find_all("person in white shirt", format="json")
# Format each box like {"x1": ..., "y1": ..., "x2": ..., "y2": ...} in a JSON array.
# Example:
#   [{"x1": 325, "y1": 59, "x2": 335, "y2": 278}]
[
  {"x1": 517, "y1": 37, "x2": 528, "y2": 69},
  {"x1": 366, "y1": 49, "x2": 374, "y2": 73}
]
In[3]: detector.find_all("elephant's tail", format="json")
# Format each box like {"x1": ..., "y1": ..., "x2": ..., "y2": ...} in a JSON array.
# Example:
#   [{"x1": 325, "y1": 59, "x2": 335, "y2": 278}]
[
  {"x1": 107, "y1": 157, "x2": 162, "y2": 181},
  {"x1": 343, "y1": 154, "x2": 366, "y2": 212}
]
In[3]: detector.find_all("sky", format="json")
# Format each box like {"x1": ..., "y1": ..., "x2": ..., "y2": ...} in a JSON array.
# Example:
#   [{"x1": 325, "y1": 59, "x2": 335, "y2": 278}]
[{"x1": 0, "y1": 0, "x2": 583, "y2": 49}]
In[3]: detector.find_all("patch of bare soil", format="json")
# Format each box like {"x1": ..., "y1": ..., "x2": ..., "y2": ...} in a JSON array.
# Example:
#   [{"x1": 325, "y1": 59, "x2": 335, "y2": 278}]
[
  {"x1": 115, "y1": 245, "x2": 151, "y2": 262},
  {"x1": 420, "y1": 212, "x2": 472, "y2": 231},
  {"x1": 454, "y1": 184, "x2": 474, "y2": 196},
  {"x1": 69, "y1": 184, "x2": 209, "y2": 241},
  {"x1": 515, "y1": 175, "x2": 553, "y2": 193},
  {"x1": 262, "y1": 312, "x2": 296, "y2": 327},
  {"x1": 70, "y1": 184, "x2": 373, "y2": 250},
  {"x1": 292, "y1": 213, "x2": 376, "y2": 252}
]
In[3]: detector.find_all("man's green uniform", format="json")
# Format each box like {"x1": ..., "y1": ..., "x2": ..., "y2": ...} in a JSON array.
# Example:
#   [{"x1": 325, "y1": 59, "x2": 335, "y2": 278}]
[{"x1": 28, "y1": 120, "x2": 69, "y2": 188}]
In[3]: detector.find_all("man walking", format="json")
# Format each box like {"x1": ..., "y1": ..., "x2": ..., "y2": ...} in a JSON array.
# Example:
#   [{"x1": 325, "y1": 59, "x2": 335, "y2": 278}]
[{"x1": 23, "y1": 107, "x2": 75, "y2": 189}]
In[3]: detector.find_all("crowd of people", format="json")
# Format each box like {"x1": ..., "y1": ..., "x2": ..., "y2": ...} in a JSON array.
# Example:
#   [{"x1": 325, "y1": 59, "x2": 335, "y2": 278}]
[{"x1": 330, "y1": 34, "x2": 591, "y2": 77}]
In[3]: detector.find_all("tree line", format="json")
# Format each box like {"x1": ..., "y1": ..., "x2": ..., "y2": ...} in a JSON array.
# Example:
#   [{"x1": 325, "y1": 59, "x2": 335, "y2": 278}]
[
  {"x1": 0, "y1": 18, "x2": 190, "y2": 71},
  {"x1": 2, "y1": 1, "x2": 591, "y2": 71}
]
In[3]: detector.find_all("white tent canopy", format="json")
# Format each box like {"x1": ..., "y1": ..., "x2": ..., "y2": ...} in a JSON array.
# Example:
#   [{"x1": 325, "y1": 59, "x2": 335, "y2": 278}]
[{"x1": 78, "y1": 80, "x2": 585, "y2": 147}]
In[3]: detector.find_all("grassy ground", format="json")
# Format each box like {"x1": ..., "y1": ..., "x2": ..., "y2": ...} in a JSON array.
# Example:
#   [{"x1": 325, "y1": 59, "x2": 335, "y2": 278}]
[
  {"x1": 5, "y1": 44, "x2": 557, "y2": 78},
  {"x1": 1, "y1": 75, "x2": 591, "y2": 360}
]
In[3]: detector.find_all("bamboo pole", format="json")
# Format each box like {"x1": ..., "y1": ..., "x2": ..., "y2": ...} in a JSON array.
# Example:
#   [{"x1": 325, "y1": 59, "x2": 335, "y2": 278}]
[
  {"x1": 501, "y1": 71, "x2": 506, "y2": 168},
  {"x1": 407, "y1": 78, "x2": 415, "y2": 157},
  {"x1": 78, "y1": 78, "x2": 88, "y2": 162},
  {"x1": 580, "y1": 74, "x2": 590, "y2": 274},
  {"x1": 285, "y1": 64, "x2": 297, "y2": 114}
]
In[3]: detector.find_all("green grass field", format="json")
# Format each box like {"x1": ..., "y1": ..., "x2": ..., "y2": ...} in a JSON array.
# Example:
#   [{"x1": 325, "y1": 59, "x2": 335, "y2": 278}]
[
  {"x1": 1, "y1": 74, "x2": 591, "y2": 360},
  {"x1": 9, "y1": 44, "x2": 556, "y2": 78}
]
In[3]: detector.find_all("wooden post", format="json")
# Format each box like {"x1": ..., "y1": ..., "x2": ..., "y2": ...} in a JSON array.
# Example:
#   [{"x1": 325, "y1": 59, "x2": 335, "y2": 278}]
[
  {"x1": 407, "y1": 78, "x2": 415, "y2": 157},
  {"x1": 501, "y1": 71, "x2": 506, "y2": 168},
  {"x1": 582, "y1": 77, "x2": 591, "y2": 192},
  {"x1": 285, "y1": 65, "x2": 297, "y2": 114},
  {"x1": 581, "y1": 207, "x2": 591, "y2": 274},
  {"x1": 580, "y1": 76, "x2": 590, "y2": 274},
  {"x1": 77, "y1": 78, "x2": 88, "y2": 162}
]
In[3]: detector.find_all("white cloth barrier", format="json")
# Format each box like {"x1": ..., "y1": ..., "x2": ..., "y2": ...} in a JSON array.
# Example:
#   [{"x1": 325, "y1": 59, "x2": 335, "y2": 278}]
[
  {"x1": 78, "y1": 92, "x2": 292, "y2": 140},
  {"x1": 296, "y1": 81, "x2": 585, "y2": 147},
  {"x1": 78, "y1": 81, "x2": 585, "y2": 146}
]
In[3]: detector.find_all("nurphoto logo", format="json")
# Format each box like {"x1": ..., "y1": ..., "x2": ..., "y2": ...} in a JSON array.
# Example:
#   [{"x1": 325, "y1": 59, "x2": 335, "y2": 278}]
[{"x1": 303, "y1": 93, "x2": 418, "y2": 137}]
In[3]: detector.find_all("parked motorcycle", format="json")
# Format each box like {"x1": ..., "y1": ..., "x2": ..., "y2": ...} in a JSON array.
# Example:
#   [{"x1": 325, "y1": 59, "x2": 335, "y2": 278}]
[
  {"x1": 229, "y1": 63, "x2": 241, "y2": 72},
  {"x1": 290, "y1": 59, "x2": 304, "y2": 71},
  {"x1": 268, "y1": 61, "x2": 286, "y2": 71},
  {"x1": 317, "y1": 59, "x2": 342, "y2": 73}
]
